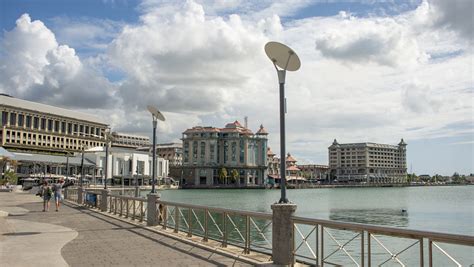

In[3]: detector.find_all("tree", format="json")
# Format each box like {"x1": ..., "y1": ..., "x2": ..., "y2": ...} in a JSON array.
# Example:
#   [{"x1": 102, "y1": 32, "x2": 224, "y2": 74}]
[
  {"x1": 219, "y1": 168, "x2": 228, "y2": 185},
  {"x1": 230, "y1": 169, "x2": 239, "y2": 184},
  {"x1": 0, "y1": 170, "x2": 17, "y2": 186}
]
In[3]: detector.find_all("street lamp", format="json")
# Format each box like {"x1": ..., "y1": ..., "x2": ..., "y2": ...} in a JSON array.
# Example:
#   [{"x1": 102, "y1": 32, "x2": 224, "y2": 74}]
[
  {"x1": 264, "y1": 41, "x2": 301, "y2": 204},
  {"x1": 147, "y1": 105, "x2": 166, "y2": 194}
]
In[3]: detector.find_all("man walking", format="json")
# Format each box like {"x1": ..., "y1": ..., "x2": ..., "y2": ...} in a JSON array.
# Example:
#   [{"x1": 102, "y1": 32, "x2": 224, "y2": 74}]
[{"x1": 53, "y1": 178, "x2": 65, "y2": 212}]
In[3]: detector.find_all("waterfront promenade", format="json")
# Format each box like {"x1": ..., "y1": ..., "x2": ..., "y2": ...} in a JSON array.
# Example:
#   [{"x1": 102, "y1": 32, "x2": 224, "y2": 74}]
[{"x1": 0, "y1": 192, "x2": 252, "y2": 267}]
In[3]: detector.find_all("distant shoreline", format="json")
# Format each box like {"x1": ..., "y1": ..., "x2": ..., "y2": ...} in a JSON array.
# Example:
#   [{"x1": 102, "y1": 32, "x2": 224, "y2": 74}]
[{"x1": 180, "y1": 183, "x2": 472, "y2": 190}]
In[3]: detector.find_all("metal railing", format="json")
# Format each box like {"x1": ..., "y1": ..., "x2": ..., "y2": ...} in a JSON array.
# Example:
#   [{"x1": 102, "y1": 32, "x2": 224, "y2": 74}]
[
  {"x1": 156, "y1": 200, "x2": 273, "y2": 256},
  {"x1": 292, "y1": 216, "x2": 474, "y2": 266},
  {"x1": 108, "y1": 194, "x2": 147, "y2": 222}
]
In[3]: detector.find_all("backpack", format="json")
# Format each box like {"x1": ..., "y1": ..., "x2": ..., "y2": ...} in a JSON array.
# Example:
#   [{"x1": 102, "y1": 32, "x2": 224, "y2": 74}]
[{"x1": 46, "y1": 187, "x2": 53, "y2": 197}]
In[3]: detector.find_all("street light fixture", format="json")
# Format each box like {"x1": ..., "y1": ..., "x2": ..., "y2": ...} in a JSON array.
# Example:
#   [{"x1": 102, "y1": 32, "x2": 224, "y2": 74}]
[
  {"x1": 264, "y1": 41, "x2": 301, "y2": 204},
  {"x1": 147, "y1": 105, "x2": 166, "y2": 194}
]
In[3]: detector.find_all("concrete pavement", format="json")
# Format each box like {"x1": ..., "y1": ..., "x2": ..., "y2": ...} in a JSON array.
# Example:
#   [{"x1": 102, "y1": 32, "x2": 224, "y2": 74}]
[{"x1": 0, "y1": 192, "x2": 253, "y2": 266}]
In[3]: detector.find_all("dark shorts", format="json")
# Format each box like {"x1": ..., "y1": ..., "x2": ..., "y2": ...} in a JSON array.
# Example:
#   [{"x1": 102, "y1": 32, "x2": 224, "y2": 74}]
[{"x1": 43, "y1": 195, "x2": 51, "y2": 201}]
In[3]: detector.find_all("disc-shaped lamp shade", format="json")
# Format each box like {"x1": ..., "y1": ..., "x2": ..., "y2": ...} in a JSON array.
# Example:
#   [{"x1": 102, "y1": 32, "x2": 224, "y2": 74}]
[
  {"x1": 264, "y1": 41, "x2": 301, "y2": 71},
  {"x1": 147, "y1": 105, "x2": 166, "y2": 121}
]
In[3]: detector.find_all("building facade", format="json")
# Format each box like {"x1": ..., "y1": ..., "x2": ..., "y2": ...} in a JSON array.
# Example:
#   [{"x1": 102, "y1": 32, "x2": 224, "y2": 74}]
[
  {"x1": 328, "y1": 139, "x2": 407, "y2": 183},
  {"x1": 181, "y1": 121, "x2": 268, "y2": 187},
  {"x1": 155, "y1": 143, "x2": 183, "y2": 166},
  {"x1": 297, "y1": 164, "x2": 329, "y2": 181},
  {"x1": 111, "y1": 132, "x2": 150, "y2": 149},
  {"x1": 0, "y1": 94, "x2": 108, "y2": 154}
]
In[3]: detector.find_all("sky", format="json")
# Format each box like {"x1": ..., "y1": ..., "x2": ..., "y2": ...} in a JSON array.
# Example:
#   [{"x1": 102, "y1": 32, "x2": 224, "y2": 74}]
[{"x1": 0, "y1": 0, "x2": 472, "y2": 176}]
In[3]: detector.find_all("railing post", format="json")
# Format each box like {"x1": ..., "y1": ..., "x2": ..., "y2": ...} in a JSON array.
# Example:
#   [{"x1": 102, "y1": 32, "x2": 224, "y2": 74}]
[
  {"x1": 64, "y1": 188, "x2": 68, "y2": 200},
  {"x1": 100, "y1": 189, "x2": 109, "y2": 212},
  {"x1": 222, "y1": 212, "x2": 228, "y2": 248},
  {"x1": 114, "y1": 197, "x2": 117, "y2": 214},
  {"x1": 77, "y1": 187, "x2": 84, "y2": 205},
  {"x1": 132, "y1": 200, "x2": 136, "y2": 220},
  {"x1": 321, "y1": 225, "x2": 325, "y2": 267},
  {"x1": 120, "y1": 198, "x2": 123, "y2": 216},
  {"x1": 163, "y1": 205, "x2": 167, "y2": 229},
  {"x1": 187, "y1": 208, "x2": 192, "y2": 237},
  {"x1": 420, "y1": 238, "x2": 424, "y2": 267},
  {"x1": 245, "y1": 215, "x2": 250, "y2": 254},
  {"x1": 140, "y1": 201, "x2": 144, "y2": 222},
  {"x1": 147, "y1": 193, "x2": 159, "y2": 226},
  {"x1": 368, "y1": 232, "x2": 371, "y2": 267},
  {"x1": 203, "y1": 209, "x2": 209, "y2": 242},
  {"x1": 174, "y1": 206, "x2": 179, "y2": 233},
  {"x1": 126, "y1": 199, "x2": 129, "y2": 218},
  {"x1": 271, "y1": 203, "x2": 297, "y2": 265},
  {"x1": 428, "y1": 239, "x2": 433, "y2": 267},
  {"x1": 361, "y1": 230, "x2": 364, "y2": 267}
]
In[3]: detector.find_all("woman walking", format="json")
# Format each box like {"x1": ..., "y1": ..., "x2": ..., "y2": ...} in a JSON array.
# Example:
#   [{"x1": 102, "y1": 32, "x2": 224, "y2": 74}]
[{"x1": 41, "y1": 181, "x2": 53, "y2": 212}]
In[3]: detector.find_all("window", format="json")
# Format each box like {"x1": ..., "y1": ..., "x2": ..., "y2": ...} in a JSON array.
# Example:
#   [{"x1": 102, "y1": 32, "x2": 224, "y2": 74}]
[
  {"x1": 74, "y1": 124, "x2": 78, "y2": 133},
  {"x1": 33, "y1": 117, "x2": 39, "y2": 129},
  {"x1": 1, "y1": 112, "x2": 7, "y2": 126},
  {"x1": 61, "y1": 122, "x2": 66, "y2": 133},
  {"x1": 10, "y1": 113, "x2": 16, "y2": 126},
  {"x1": 223, "y1": 141, "x2": 228, "y2": 163},
  {"x1": 68, "y1": 123, "x2": 72, "y2": 134},
  {"x1": 231, "y1": 142, "x2": 236, "y2": 161},
  {"x1": 193, "y1": 141, "x2": 198, "y2": 160},
  {"x1": 184, "y1": 142, "x2": 189, "y2": 163},
  {"x1": 200, "y1": 142, "x2": 205, "y2": 159},
  {"x1": 79, "y1": 125, "x2": 84, "y2": 134},
  {"x1": 41, "y1": 118, "x2": 46, "y2": 130},
  {"x1": 240, "y1": 139, "x2": 245, "y2": 163},
  {"x1": 85, "y1": 126, "x2": 89, "y2": 134},
  {"x1": 26, "y1": 115, "x2": 31, "y2": 127},
  {"x1": 55, "y1": 121, "x2": 59, "y2": 132},
  {"x1": 210, "y1": 143, "x2": 215, "y2": 161},
  {"x1": 18, "y1": 114, "x2": 24, "y2": 127},
  {"x1": 48, "y1": 119, "x2": 53, "y2": 131}
]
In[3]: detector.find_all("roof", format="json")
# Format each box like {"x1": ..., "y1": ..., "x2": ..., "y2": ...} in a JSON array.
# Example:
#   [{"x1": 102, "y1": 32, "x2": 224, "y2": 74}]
[
  {"x1": 0, "y1": 147, "x2": 15, "y2": 158},
  {"x1": 286, "y1": 153, "x2": 297, "y2": 162},
  {"x1": 286, "y1": 165, "x2": 300, "y2": 171},
  {"x1": 0, "y1": 95, "x2": 107, "y2": 125},
  {"x1": 12, "y1": 152, "x2": 96, "y2": 166},
  {"x1": 267, "y1": 147, "x2": 275, "y2": 156},
  {"x1": 183, "y1": 120, "x2": 255, "y2": 136},
  {"x1": 256, "y1": 124, "x2": 268, "y2": 135}
]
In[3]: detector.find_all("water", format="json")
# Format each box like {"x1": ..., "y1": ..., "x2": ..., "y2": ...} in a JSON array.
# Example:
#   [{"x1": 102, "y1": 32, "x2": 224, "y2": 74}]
[
  {"x1": 153, "y1": 186, "x2": 473, "y2": 265},
  {"x1": 157, "y1": 186, "x2": 473, "y2": 236}
]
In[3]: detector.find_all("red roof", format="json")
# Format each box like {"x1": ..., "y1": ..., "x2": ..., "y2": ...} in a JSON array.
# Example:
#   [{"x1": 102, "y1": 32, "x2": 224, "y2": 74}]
[
  {"x1": 267, "y1": 147, "x2": 275, "y2": 156},
  {"x1": 256, "y1": 124, "x2": 268, "y2": 135},
  {"x1": 286, "y1": 165, "x2": 300, "y2": 171},
  {"x1": 286, "y1": 153, "x2": 297, "y2": 162}
]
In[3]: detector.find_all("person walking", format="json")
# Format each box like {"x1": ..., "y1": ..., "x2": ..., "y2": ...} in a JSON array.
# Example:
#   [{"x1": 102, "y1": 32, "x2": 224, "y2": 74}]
[
  {"x1": 40, "y1": 181, "x2": 52, "y2": 212},
  {"x1": 53, "y1": 178, "x2": 65, "y2": 212}
]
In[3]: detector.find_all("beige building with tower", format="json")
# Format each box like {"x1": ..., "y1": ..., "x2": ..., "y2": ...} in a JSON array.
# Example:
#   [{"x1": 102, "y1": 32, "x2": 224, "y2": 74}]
[
  {"x1": 181, "y1": 121, "x2": 268, "y2": 188},
  {"x1": 328, "y1": 139, "x2": 407, "y2": 183},
  {"x1": 0, "y1": 94, "x2": 108, "y2": 154},
  {"x1": 111, "y1": 132, "x2": 150, "y2": 149}
]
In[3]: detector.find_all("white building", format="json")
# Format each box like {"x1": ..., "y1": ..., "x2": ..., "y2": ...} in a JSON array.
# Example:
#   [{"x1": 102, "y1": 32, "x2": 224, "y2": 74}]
[{"x1": 85, "y1": 147, "x2": 168, "y2": 186}]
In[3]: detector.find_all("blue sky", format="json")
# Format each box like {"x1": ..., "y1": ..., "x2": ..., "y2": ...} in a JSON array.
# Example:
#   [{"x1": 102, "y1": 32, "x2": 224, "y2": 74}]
[{"x1": 0, "y1": 0, "x2": 472, "y2": 175}]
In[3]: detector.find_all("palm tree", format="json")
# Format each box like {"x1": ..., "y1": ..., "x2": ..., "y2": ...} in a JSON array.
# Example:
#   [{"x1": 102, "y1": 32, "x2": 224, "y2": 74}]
[
  {"x1": 219, "y1": 168, "x2": 228, "y2": 185},
  {"x1": 230, "y1": 169, "x2": 239, "y2": 185}
]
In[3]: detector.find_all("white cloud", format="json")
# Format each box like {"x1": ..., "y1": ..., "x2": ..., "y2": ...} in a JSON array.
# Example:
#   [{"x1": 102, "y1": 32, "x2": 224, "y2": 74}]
[
  {"x1": 0, "y1": 0, "x2": 472, "y2": 169},
  {"x1": 0, "y1": 14, "x2": 117, "y2": 108}
]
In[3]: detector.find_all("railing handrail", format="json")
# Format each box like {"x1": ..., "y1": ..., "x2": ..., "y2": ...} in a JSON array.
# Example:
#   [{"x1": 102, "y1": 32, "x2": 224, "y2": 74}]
[
  {"x1": 157, "y1": 199, "x2": 273, "y2": 219},
  {"x1": 109, "y1": 194, "x2": 145, "y2": 202},
  {"x1": 292, "y1": 215, "x2": 474, "y2": 246}
]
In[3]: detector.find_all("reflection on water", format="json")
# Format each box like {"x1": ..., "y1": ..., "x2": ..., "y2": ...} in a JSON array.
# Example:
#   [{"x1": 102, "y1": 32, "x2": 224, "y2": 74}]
[{"x1": 329, "y1": 208, "x2": 409, "y2": 227}]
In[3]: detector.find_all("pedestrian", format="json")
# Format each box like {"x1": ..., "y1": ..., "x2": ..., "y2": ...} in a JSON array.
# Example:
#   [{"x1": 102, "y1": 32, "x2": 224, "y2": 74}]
[
  {"x1": 53, "y1": 178, "x2": 65, "y2": 212},
  {"x1": 40, "y1": 181, "x2": 52, "y2": 212}
]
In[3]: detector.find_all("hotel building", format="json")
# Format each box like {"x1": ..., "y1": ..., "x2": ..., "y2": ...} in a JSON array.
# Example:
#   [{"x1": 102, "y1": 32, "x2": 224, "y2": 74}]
[
  {"x1": 328, "y1": 139, "x2": 407, "y2": 183},
  {"x1": 0, "y1": 94, "x2": 108, "y2": 154},
  {"x1": 181, "y1": 121, "x2": 268, "y2": 187},
  {"x1": 111, "y1": 132, "x2": 150, "y2": 149}
]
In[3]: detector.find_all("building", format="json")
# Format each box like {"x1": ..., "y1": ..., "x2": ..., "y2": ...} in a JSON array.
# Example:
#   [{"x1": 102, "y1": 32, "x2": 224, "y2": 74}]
[
  {"x1": 153, "y1": 143, "x2": 183, "y2": 166},
  {"x1": 85, "y1": 147, "x2": 168, "y2": 186},
  {"x1": 181, "y1": 121, "x2": 268, "y2": 187},
  {"x1": 0, "y1": 94, "x2": 108, "y2": 154},
  {"x1": 111, "y1": 132, "x2": 150, "y2": 149},
  {"x1": 328, "y1": 139, "x2": 407, "y2": 183},
  {"x1": 267, "y1": 147, "x2": 280, "y2": 182},
  {"x1": 297, "y1": 164, "x2": 329, "y2": 181}
]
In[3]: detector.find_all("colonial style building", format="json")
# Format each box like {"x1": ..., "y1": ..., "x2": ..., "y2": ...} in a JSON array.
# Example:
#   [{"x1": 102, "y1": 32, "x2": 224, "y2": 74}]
[
  {"x1": 0, "y1": 94, "x2": 108, "y2": 154},
  {"x1": 267, "y1": 147, "x2": 280, "y2": 181},
  {"x1": 181, "y1": 121, "x2": 268, "y2": 187},
  {"x1": 111, "y1": 132, "x2": 150, "y2": 149},
  {"x1": 297, "y1": 164, "x2": 329, "y2": 181},
  {"x1": 328, "y1": 139, "x2": 407, "y2": 183}
]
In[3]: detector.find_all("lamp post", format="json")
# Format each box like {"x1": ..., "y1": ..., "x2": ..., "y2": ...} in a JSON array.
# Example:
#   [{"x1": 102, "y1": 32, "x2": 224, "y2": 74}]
[
  {"x1": 264, "y1": 41, "x2": 301, "y2": 204},
  {"x1": 147, "y1": 105, "x2": 166, "y2": 194}
]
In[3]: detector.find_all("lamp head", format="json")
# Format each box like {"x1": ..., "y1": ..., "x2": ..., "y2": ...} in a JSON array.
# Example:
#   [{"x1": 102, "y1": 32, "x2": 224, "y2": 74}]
[{"x1": 264, "y1": 41, "x2": 301, "y2": 71}]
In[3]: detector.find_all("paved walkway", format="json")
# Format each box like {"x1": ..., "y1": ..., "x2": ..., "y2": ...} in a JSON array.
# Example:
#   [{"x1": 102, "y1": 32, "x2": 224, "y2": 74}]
[{"x1": 0, "y1": 192, "x2": 252, "y2": 266}]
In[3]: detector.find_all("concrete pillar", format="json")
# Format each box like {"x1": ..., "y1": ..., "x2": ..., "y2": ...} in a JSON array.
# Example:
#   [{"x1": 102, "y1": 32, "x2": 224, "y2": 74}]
[
  {"x1": 147, "y1": 193, "x2": 160, "y2": 226},
  {"x1": 271, "y1": 203, "x2": 297, "y2": 266},
  {"x1": 100, "y1": 189, "x2": 109, "y2": 212},
  {"x1": 77, "y1": 187, "x2": 84, "y2": 205}
]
